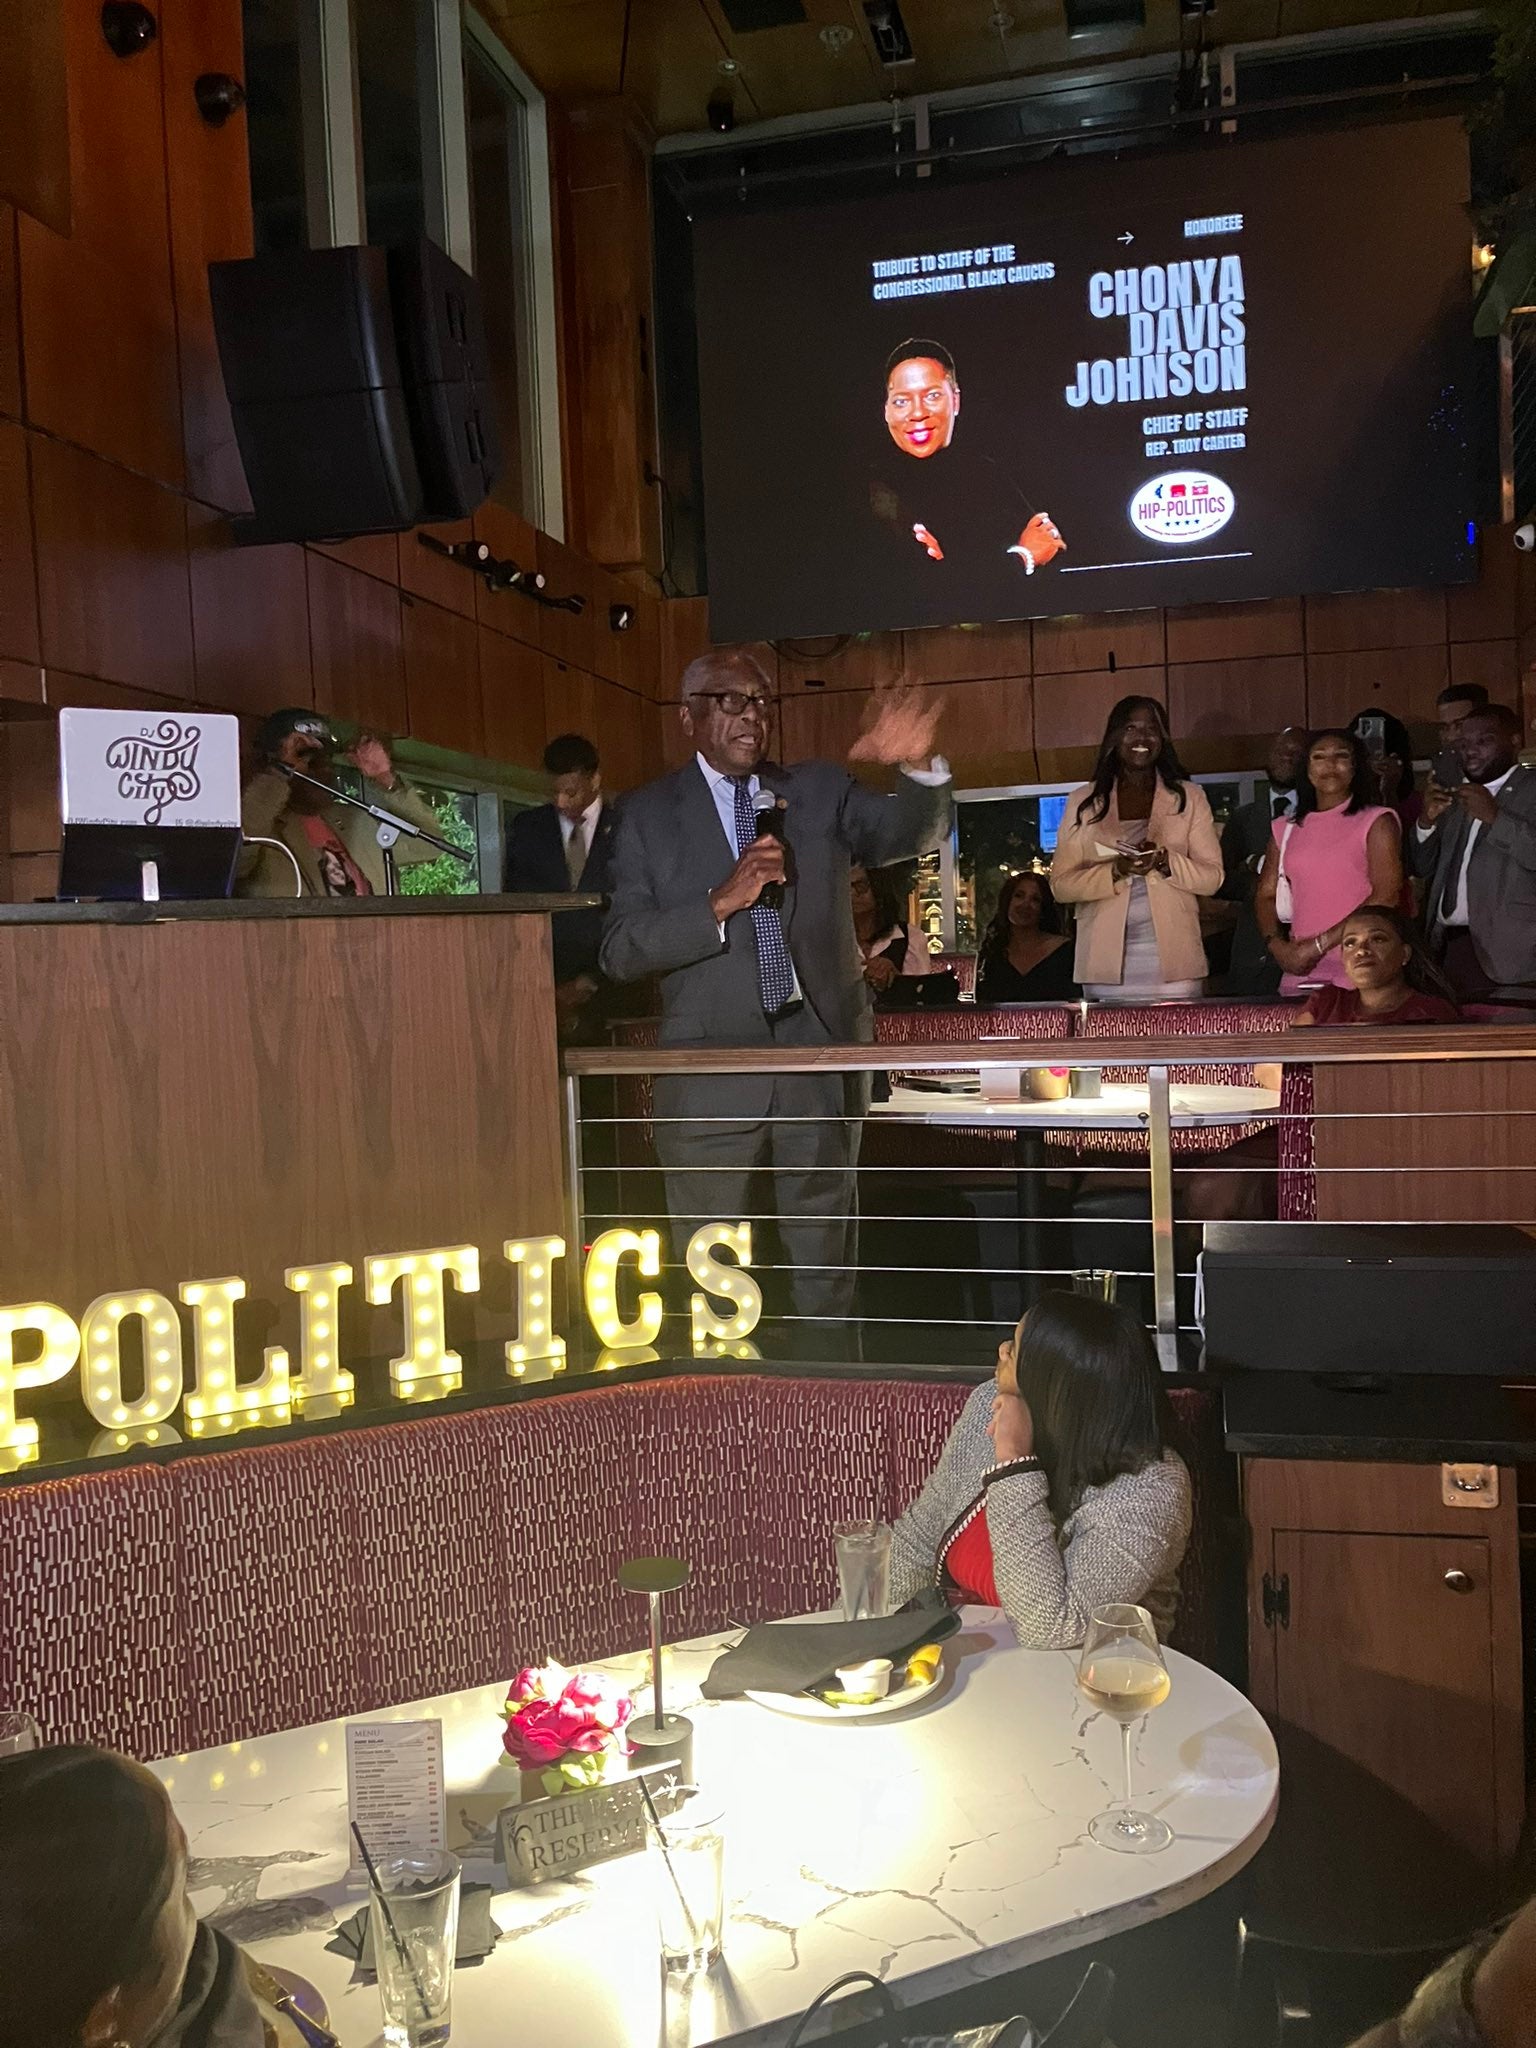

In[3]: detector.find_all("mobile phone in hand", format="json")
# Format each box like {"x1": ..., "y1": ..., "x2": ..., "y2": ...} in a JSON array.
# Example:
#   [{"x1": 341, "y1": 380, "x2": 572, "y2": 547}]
[{"x1": 1431, "y1": 748, "x2": 1465, "y2": 790}]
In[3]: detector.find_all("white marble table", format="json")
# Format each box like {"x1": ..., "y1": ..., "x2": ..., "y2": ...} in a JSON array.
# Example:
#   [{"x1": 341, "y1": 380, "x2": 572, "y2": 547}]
[
  {"x1": 870, "y1": 1083, "x2": 1280, "y2": 1130},
  {"x1": 153, "y1": 1613, "x2": 1277, "y2": 2048}
]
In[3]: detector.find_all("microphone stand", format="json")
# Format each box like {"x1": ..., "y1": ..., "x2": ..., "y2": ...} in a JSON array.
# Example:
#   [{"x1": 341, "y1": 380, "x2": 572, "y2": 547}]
[{"x1": 275, "y1": 763, "x2": 470, "y2": 897}]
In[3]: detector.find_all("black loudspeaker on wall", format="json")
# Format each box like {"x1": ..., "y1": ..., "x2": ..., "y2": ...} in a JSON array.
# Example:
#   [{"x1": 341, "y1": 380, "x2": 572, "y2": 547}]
[{"x1": 208, "y1": 239, "x2": 501, "y2": 542}]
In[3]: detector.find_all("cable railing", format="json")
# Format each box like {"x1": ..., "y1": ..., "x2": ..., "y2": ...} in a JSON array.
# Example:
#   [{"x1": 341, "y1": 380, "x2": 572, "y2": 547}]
[{"x1": 564, "y1": 1023, "x2": 1536, "y2": 1370}]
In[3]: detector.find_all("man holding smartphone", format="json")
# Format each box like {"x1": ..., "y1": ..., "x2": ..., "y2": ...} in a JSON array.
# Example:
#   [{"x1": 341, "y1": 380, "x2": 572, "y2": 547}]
[{"x1": 1412, "y1": 704, "x2": 1536, "y2": 1000}]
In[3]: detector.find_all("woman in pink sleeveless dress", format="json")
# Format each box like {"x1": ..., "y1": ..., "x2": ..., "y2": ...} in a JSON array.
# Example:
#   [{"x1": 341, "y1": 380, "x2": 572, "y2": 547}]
[{"x1": 1253, "y1": 728, "x2": 1404, "y2": 994}]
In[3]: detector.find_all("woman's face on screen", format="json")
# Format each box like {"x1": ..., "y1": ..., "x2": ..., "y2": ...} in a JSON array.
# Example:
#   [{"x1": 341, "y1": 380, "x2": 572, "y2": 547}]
[{"x1": 884, "y1": 359, "x2": 958, "y2": 459}]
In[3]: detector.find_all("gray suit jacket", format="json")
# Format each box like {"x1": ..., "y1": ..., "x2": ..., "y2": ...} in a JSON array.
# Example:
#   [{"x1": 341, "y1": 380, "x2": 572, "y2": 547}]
[
  {"x1": 1411, "y1": 763, "x2": 1536, "y2": 990},
  {"x1": 600, "y1": 756, "x2": 952, "y2": 1113}
]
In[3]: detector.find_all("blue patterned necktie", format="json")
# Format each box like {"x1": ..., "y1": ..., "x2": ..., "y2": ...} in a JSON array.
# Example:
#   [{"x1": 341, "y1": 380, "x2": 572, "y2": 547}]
[{"x1": 731, "y1": 776, "x2": 797, "y2": 1015}]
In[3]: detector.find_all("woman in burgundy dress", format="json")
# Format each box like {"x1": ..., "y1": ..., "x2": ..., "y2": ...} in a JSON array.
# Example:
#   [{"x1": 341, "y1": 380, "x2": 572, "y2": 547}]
[
  {"x1": 1292, "y1": 904, "x2": 1459, "y2": 1027},
  {"x1": 888, "y1": 1295, "x2": 1191, "y2": 1648}
]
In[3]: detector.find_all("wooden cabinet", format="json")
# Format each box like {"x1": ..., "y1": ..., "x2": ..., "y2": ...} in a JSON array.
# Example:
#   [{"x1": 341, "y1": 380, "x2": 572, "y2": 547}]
[{"x1": 1244, "y1": 1458, "x2": 1524, "y2": 1949}]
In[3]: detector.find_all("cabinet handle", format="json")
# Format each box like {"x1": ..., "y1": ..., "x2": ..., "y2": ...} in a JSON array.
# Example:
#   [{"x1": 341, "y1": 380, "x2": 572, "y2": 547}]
[{"x1": 1444, "y1": 1569, "x2": 1475, "y2": 1593}]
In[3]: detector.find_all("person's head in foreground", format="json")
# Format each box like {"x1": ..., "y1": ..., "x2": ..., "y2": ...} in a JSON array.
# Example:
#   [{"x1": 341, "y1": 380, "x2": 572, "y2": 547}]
[
  {"x1": 1078, "y1": 696, "x2": 1190, "y2": 822},
  {"x1": 979, "y1": 871, "x2": 1065, "y2": 969},
  {"x1": 1336, "y1": 905, "x2": 1457, "y2": 1013},
  {"x1": 1296, "y1": 727, "x2": 1379, "y2": 819},
  {"x1": 254, "y1": 709, "x2": 337, "y2": 814},
  {"x1": 678, "y1": 649, "x2": 774, "y2": 778},
  {"x1": 0, "y1": 1745, "x2": 196, "y2": 2048},
  {"x1": 883, "y1": 340, "x2": 959, "y2": 459},
  {"x1": 1436, "y1": 681, "x2": 1488, "y2": 746},
  {"x1": 1455, "y1": 703, "x2": 1523, "y2": 786},
  {"x1": 543, "y1": 733, "x2": 601, "y2": 823},
  {"x1": 849, "y1": 862, "x2": 902, "y2": 942},
  {"x1": 995, "y1": 1292, "x2": 1172, "y2": 1526}
]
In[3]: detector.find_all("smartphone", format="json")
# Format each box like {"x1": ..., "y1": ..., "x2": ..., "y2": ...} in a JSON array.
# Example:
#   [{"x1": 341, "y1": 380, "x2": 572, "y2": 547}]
[
  {"x1": 1431, "y1": 747, "x2": 1465, "y2": 790},
  {"x1": 1358, "y1": 714, "x2": 1386, "y2": 751}
]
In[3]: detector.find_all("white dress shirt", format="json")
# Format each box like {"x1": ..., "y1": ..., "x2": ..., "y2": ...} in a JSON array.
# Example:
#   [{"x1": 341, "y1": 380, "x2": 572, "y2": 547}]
[{"x1": 1418, "y1": 765, "x2": 1515, "y2": 926}]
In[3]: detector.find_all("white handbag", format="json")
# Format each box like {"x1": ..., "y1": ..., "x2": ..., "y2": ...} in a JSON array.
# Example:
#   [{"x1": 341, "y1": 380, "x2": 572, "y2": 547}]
[{"x1": 1275, "y1": 819, "x2": 1296, "y2": 925}]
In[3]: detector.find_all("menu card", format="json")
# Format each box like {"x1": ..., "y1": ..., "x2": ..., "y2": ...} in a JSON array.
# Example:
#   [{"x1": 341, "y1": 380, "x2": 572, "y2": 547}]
[{"x1": 345, "y1": 1720, "x2": 447, "y2": 1872}]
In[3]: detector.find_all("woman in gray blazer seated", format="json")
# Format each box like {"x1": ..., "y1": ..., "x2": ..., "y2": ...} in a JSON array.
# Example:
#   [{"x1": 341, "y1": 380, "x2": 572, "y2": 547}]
[{"x1": 890, "y1": 1295, "x2": 1191, "y2": 1649}]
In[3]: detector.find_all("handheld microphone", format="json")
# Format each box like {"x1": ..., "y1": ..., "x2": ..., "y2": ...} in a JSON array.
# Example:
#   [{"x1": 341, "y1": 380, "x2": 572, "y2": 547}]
[{"x1": 752, "y1": 789, "x2": 787, "y2": 910}]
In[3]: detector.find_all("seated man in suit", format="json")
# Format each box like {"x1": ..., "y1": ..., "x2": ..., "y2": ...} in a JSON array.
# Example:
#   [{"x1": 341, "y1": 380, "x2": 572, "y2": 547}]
[
  {"x1": 600, "y1": 649, "x2": 951, "y2": 1340},
  {"x1": 504, "y1": 733, "x2": 616, "y2": 1040},
  {"x1": 1412, "y1": 703, "x2": 1536, "y2": 1002}
]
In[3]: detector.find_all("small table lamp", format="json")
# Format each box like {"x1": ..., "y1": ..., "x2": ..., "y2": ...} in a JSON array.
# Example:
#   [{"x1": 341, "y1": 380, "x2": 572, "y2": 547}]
[{"x1": 618, "y1": 1556, "x2": 693, "y2": 1782}]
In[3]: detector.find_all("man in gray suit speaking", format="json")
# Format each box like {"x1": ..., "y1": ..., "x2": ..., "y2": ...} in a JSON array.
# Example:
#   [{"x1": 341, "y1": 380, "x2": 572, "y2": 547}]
[{"x1": 601, "y1": 649, "x2": 952, "y2": 1336}]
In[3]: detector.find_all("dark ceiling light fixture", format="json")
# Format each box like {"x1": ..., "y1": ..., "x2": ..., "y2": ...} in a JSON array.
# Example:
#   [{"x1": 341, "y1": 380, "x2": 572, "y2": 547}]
[
  {"x1": 194, "y1": 73, "x2": 248, "y2": 126},
  {"x1": 863, "y1": 0, "x2": 914, "y2": 67},
  {"x1": 484, "y1": 557, "x2": 544, "y2": 594},
  {"x1": 533, "y1": 589, "x2": 586, "y2": 615},
  {"x1": 609, "y1": 603, "x2": 636, "y2": 633},
  {"x1": 101, "y1": 1, "x2": 157, "y2": 56}
]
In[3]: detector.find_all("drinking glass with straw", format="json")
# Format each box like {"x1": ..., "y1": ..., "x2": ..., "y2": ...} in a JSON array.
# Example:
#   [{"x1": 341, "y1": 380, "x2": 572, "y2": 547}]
[
  {"x1": 640, "y1": 1780, "x2": 725, "y2": 1974},
  {"x1": 352, "y1": 1823, "x2": 461, "y2": 2048}
]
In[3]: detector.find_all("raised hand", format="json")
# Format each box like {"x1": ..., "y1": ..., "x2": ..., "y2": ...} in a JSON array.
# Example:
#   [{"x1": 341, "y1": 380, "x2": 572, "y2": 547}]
[
  {"x1": 912, "y1": 522, "x2": 945, "y2": 561},
  {"x1": 848, "y1": 684, "x2": 943, "y2": 772}
]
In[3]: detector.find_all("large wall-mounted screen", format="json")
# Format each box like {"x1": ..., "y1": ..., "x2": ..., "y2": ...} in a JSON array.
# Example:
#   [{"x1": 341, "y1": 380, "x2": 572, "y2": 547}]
[{"x1": 693, "y1": 120, "x2": 1477, "y2": 644}]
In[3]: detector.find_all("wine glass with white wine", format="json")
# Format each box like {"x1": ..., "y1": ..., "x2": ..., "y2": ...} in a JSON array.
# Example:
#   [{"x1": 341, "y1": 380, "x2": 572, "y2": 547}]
[{"x1": 1077, "y1": 1602, "x2": 1173, "y2": 1854}]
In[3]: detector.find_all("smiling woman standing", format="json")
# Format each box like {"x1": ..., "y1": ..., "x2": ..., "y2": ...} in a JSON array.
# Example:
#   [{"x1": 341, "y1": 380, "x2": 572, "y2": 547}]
[
  {"x1": 1254, "y1": 728, "x2": 1404, "y2": 995},
  {"x1": 1050, "y1": 697, "x2": 1223, "y2": 1003}
]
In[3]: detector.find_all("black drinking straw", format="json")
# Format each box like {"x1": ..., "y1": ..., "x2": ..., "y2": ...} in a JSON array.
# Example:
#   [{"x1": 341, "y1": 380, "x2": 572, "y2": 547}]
[
  {"x1": 350, "y1": 1820, "x2": 433, "y2": 2018},
  {"x1": 637, "y1": 1775, "x2": 699, "y2": 1947}
]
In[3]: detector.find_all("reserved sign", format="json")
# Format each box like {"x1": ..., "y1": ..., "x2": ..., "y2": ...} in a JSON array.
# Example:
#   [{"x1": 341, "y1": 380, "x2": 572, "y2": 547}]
[{"x1": 498, "y1": 1763, "x2": 684, "y2": 1887}]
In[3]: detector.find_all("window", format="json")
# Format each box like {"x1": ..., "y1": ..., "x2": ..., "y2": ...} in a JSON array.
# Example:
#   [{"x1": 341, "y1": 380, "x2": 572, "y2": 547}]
[
  {"x1": 236, "y1": 0, "x2": 560, "y2": 530},
  {"x1": 398, "y1": 781, "x2": 481, "y2": 895}
]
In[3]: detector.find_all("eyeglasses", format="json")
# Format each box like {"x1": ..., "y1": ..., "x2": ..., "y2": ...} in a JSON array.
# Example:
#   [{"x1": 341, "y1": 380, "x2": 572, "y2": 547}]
[{"x1": 689, "y1": 691, "x2": 772, "y2": 717}]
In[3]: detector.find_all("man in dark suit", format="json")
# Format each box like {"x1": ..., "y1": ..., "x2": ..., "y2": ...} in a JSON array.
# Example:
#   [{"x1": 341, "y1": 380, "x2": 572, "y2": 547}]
[
  {"x1": 1218, "y1": 727, "x2": 1308, "y2": 997},
  {"x1": 1412, "y1": 703, "x2": 1536, "y2": 1000},
  {"x1": 505, "y1": 733, "x2": 617, "y2": 1039},
  {"x1": 600, "y1": 650, "x2": 951, "y2": 1334}
]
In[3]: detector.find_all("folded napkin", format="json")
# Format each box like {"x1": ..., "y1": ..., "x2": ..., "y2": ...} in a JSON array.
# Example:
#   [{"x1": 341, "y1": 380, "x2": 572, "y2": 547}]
[
  {"x1": 324, "y1": 1880, "x2": 497, "y2": 1973},
  {"x1": 702, "y1": 1593, "x2": 960, "y2": 1700}
]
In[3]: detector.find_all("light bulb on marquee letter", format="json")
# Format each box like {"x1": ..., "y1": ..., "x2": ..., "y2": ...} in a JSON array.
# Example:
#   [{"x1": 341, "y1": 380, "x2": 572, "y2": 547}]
[
  {"x1": 285, "y1": 1263, "x2": 355, "y2": 1410},
  {"x1": 687, "y1": 1222, "x2": 762, "y2": 1350},
  {"x1": 81, "y1": 1291, "x2": 184, "y2": 1429},
  {"x1": 366, "y1": 1246, "x2": 479, "y2": 1395},
  {"x1": 181, "y1": 1279, "x2": 291, "y2": 1434},
  {"x1": 504, "y1": 1236, "x2": 566, "y2": 1379},
  {"x1": 0, "y1": 1303, "x2": 81, "y2": 1467},
  {"x1": 583, "y1": 1229, "x2": 664, "y2": 1351}
]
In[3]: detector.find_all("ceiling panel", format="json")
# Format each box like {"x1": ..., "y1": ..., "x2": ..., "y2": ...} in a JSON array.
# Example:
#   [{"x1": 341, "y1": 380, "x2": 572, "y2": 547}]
[{"x1": 476, "y1": 0, "x2": 1478, "y2": 135}]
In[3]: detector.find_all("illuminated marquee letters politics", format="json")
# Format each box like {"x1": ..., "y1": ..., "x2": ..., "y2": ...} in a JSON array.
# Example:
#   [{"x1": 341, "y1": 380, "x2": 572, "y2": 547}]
[{"x1": 0, "y1": 1225, "x2": 762, "y2": 1468}]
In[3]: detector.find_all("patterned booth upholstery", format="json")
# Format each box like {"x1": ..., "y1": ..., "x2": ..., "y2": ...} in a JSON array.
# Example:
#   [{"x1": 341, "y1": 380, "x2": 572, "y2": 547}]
[
  {"x1": 0, "y1": 1371, "x2": 1236, "y2": 1759},
  {"x1": 1071, "y1": 1001, "x2": 1296, "y2": 1158}
]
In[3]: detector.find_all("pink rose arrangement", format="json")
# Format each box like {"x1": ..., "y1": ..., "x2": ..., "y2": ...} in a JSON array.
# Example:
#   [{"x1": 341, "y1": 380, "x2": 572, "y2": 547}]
[{"x1": 500, "y1": 1661, "x2": 634, "y2": 1795}]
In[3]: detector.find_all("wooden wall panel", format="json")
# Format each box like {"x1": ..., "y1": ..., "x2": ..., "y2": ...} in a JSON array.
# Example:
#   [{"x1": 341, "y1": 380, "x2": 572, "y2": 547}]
[
  {"x1": 313, "y1": 533, "x2": 400, "y2": 584},
  {"x1": 903, "y1": 621, "x2": 1031, "y2": 686},
  {"x1": 161, "y1": 0, "x2": 256, "y2": 512},
  {"x1": 188, "y1": 512, "x2": 311, "y2": 715},
  {"x1": 1303, "y1": 587, "x2": 1447, "y2": 654},
  {"x1": 775, "y1": 634, "x2": 902, "y2": 696},
  {"x1": 1033, "y1": 665, "x2": 1165, "y2": 780},
  {"x1": 541, "y1": 657, "x2": 645, "y2": 793},
  {"x1": 19, "y1": 0, "x2": 182, "y2": 484},
  {"x1": 0, "y1": 659, "x2": 45, "y2": 706},
  {"x1": 534, "y1": 530, "x2": 600, "y2": 671},
  {"x1": 613, "y1": 587, "x2": 661, "y2": 700},
  {"x1": 401, "y1": 521, "x2": 478, "y2": 620},
  {"x1": 1449, "y1": 641, "x2": 1521, "y2": 698},
  {"x1": 402, "y1": 595, "x2": 484, "y2": 755},
  {"x1": 553, "y1": 100, "x2": 656, "y2": 572},
  {"x1": 1305, "y1": 642, "x2": 1450, "y2": 733},
  {"x1": 4, "y1": 716, "x2": 64, "y2": 854},
  {"x1": 1312, "y1": 1060, "x2": 1536, "y2": 1222},
  {"x1": 472, "y1": 500, "x2": 540, "y2": 638},
  {"x1": 1168, "y1": 655, "x2": 1307, "y2": 747},
  {"x1": 0, "y1": 0, "x2": 70, "y2": 234},
  {"x1": 307, "y1": 552, "x2": 404, "y2": 734},
  {"x1": 479, "y1": 627, "x2": 545, "y2": 771},
  {"x1": 0, "y1": 206, "x2": 20, "y2": 417},
  {"x1": 32, "y1": 436, "x2": 194, "y2": 697},
  {"x1": 932, "y1": 674, "x2": 1035, "y2": 786},
  {"x1": 1165, "y1": 596, "x2": 1303, "y2": 665},
  {"x1": 0, "y1": 422, "x2": 39, "y2": 665},
  {"x1": 658, "y1": 595, "x2": 709, "y2": 702},
  {"x1": 777, "y1": 688, "x2": 876, "y2": 766},
  {"x1": 1032, "y1": 609, "x2": 1164, "y2": 676}
]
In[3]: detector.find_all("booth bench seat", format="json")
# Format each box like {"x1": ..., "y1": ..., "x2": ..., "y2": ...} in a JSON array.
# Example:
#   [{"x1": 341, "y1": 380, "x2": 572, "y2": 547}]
[{"x1": 0, "y1": 1371, "x2": 1236, "y2": 1761}]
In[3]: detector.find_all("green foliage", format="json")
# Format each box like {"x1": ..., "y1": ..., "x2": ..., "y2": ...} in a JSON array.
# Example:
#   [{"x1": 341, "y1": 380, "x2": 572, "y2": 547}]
[{"x1": 400, "y1": 786, "x2": 480, "y2": 896}]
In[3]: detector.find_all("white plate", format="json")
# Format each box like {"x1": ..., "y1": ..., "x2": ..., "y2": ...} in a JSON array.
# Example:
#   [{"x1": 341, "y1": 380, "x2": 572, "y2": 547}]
[{"x1": 745, "y1": 1659, "x2": 944, "y2": 1721}]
